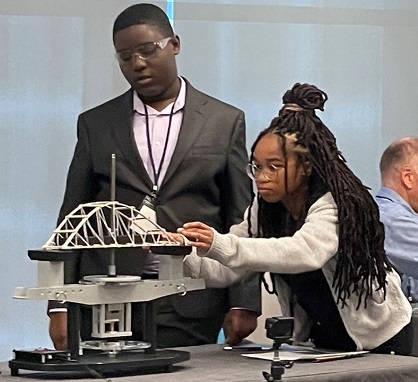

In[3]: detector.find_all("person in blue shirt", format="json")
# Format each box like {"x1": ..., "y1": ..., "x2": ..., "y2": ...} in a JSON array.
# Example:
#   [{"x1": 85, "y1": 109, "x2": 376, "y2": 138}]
[{"x1": 376, "y1": 137, "x2": 418, "y2": 301}]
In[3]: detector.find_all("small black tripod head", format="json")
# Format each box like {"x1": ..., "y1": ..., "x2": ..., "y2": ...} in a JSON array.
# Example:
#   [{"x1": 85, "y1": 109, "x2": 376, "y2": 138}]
[
  {"x1": 263, "y1": 317, "x2": 294, "y2": 382},
  {"x1": 265, "y1": 317, "x2": 293, "y2": 345}
]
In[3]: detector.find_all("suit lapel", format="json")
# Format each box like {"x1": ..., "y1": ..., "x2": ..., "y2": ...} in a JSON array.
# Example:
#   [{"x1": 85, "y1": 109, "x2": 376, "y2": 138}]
[
  {"x1": 161, "y1": 81, "x2": 208, "y2": 188},
  {"x1": 109, "y1": 89, "x2": 153, "y2": 193}
]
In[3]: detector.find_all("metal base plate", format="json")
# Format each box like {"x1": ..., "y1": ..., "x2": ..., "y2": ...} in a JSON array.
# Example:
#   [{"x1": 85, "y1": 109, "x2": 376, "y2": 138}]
[
  {"x1": 9, "y1": 349, "x2": 190, "y2": 377},
  {"x1": 83, "y1": 275, "x2": 142, "y2": 284},
  {"x1": 80, "y1": 340, "x2": 151, "y2": 354}
]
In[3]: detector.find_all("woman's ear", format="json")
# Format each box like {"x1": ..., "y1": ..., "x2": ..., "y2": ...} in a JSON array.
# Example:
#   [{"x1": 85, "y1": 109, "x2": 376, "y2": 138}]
[{"x1": 303, "y1": 160, "x2": 312, "y2": 176}]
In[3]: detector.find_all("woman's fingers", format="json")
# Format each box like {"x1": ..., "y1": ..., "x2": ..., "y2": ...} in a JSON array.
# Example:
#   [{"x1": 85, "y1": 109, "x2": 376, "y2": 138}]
[
  {"x1": 177, "y1": 223, "x2": 214, "y2": 248},
  {"x1": 182, "y1": 221, "x2": 211, "y2": 230},
  {"x1": 165, "y1": 232, "x2": 186, "y2": 244}
]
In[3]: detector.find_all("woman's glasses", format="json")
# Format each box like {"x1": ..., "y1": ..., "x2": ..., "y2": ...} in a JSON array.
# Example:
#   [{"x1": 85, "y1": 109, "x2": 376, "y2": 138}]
[{"x1": 246, "y1": 161, "x2": 283, "y2": 181}]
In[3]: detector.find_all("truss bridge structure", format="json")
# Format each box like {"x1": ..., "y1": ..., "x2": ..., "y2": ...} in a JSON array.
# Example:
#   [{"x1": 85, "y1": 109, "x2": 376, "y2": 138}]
[{"x1": 43, "y1": 201, "x2": 179, "y2": 250}]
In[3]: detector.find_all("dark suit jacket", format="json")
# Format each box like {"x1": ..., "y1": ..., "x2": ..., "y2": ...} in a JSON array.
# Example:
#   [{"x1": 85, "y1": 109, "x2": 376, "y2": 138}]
[{"x1": 50, "y1": 79, "x2": 261, "y2": 346}]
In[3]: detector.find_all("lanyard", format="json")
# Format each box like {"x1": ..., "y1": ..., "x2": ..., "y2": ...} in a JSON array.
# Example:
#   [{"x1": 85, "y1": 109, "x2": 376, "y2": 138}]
[{"x1": 143, "y1": 99, "x2": 177, "y2": 197}]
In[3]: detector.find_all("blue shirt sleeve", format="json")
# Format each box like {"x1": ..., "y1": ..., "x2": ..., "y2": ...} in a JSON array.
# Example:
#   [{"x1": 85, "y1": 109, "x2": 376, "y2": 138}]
[{"x1": 377, "y1": 194, "x2": 418, "y2": 279}]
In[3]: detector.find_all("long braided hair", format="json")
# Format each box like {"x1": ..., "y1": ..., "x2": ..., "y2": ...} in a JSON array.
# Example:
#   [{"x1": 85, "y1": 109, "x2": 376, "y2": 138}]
[{"x1": 250, "y1": 83, "x2": 390, "y2": 308}]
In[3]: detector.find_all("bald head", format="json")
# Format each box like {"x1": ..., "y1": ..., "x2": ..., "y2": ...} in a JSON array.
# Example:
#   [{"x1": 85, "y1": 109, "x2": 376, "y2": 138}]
[
  {"x1": 379, "y1": 137, "x2": 418, "y2": 212},
  {"x1": 380, "y1": 137, "x2": 418, "y2": 184}
]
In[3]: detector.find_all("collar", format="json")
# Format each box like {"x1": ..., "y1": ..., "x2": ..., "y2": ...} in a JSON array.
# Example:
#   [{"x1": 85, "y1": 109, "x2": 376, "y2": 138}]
[
  {"x1": 376, "y1": 186, "x2": 418, "y2": 216},
  {"x1": 133, "y1": 77, "x2": 186, "y2": 115}
]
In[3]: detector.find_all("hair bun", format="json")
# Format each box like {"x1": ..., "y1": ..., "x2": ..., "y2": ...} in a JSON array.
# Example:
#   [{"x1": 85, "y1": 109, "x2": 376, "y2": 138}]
[{"x1": 282, "y1": 83, "x2": 328, "y2": 111}]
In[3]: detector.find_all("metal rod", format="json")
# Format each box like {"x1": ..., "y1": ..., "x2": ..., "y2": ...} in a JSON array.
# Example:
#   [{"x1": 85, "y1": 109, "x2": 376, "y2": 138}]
[
  {"x1": 108, "y1": 154, "x2": 116, "y2": 277},
  {"x1": 111, "y1": 154, "x2": 116, "y2": 201}
]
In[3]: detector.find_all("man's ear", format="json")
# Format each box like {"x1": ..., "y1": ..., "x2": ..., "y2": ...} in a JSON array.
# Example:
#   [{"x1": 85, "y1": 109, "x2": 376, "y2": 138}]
[
  {"x1": 172, "y1": 35, "x2": 181, "y2": 55},
  {"x1": 401, "y1": 166, "x2": 414, "y2": 190}
]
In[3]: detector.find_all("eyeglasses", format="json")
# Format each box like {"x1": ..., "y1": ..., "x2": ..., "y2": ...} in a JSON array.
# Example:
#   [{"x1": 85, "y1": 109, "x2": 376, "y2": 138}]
[
  {"x1": 115, "y1": 37, "x2": 172, "y2": 65},
  {"x1": 246, "y1": 161, "x2": 283, "y2": 181}
]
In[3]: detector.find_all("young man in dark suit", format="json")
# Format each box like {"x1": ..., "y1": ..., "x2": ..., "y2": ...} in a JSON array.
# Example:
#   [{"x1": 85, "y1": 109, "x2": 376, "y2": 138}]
[{"x1": 48, "y1": 3, "x2": 260, "y2": 349}]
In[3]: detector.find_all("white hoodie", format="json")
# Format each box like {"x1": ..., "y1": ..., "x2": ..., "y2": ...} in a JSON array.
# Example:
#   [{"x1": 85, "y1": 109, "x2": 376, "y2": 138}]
[{"x1": 184, "y1": 192, "x2": 412, "y2": 350}]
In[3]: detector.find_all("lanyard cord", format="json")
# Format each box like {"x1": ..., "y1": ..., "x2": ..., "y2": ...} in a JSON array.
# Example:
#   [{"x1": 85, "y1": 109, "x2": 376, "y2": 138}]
[{"x1": 143, "y1": 98, "x2": 178, "y2": 195}]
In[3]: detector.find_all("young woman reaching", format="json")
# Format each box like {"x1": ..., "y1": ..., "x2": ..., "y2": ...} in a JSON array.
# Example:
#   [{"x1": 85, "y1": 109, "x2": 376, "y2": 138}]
[{"x1": 178, "y1": 83, "x2": 412, "y2": 354}]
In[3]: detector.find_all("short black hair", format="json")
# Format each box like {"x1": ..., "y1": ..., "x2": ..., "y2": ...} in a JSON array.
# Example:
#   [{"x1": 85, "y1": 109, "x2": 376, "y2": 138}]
[{"x1": 113, "y1": 3, "x2": 174, "y2": 39}]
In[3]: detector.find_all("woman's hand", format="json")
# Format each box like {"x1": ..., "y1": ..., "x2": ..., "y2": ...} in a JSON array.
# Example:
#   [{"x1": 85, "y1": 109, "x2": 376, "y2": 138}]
[
  {"x1": 177, "y1": 221, "x2": 214, "y2": 250},
  {"x1": 164, "y1": 232, "x2": 187, "y2": 245}
]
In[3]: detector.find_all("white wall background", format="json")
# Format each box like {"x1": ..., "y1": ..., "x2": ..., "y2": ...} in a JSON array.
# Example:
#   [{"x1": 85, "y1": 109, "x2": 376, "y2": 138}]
[{"x1": 1, "y1": 0, "x2": 418, "y2": 360}]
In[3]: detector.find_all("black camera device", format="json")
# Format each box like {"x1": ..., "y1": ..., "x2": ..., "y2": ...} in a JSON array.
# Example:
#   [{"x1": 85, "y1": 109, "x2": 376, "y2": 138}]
[
  {"x1": 263, "y1": 317, "x2": 294, "y2": 382},
  {"x1": 265, "y1": 317, "x2": 293, "y2": 344}
]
